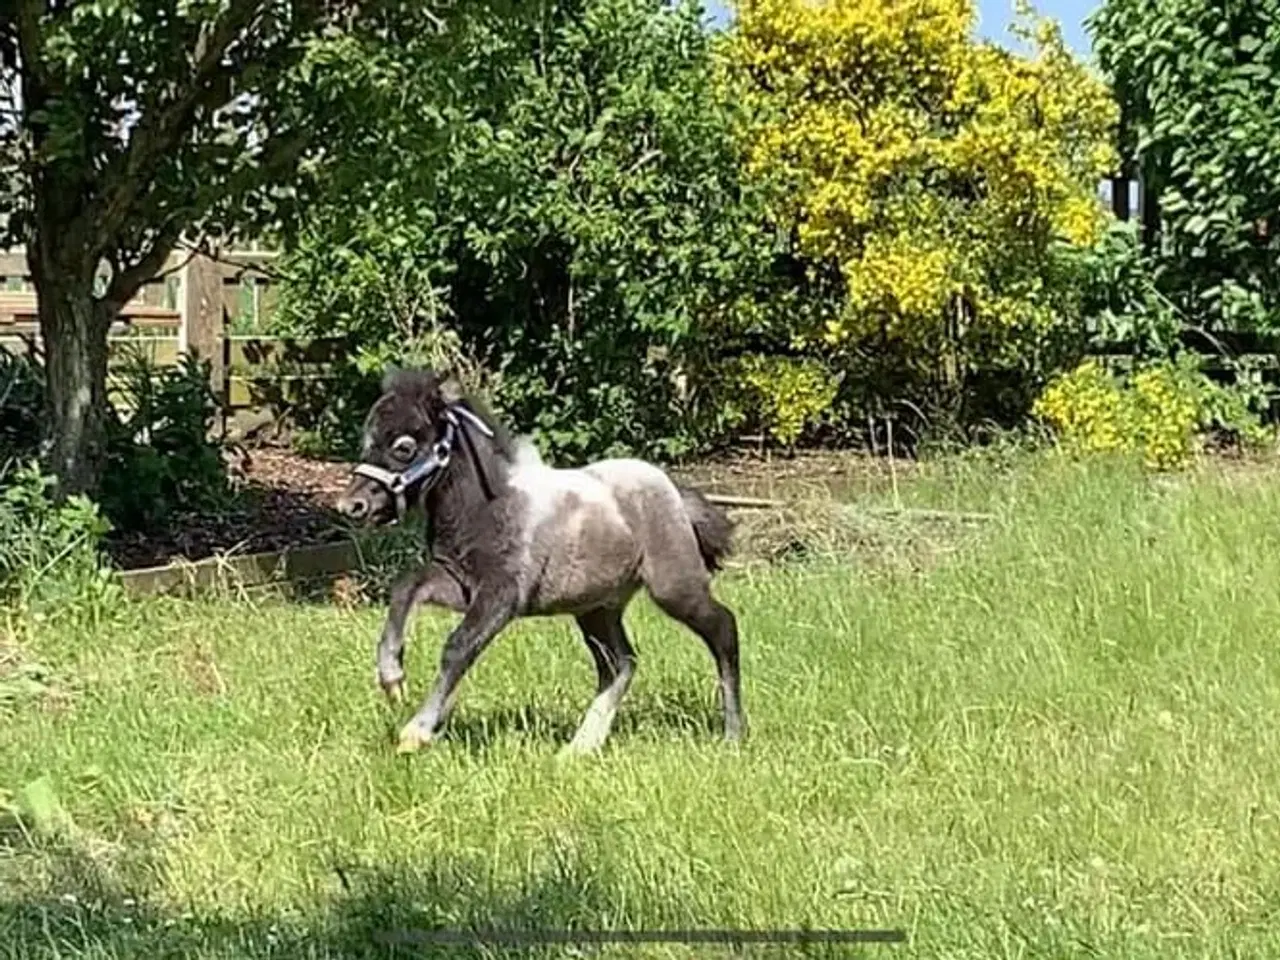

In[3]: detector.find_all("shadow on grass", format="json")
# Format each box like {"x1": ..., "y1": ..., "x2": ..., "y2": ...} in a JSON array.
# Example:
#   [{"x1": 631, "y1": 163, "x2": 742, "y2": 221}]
[
  {"x1": 2, "y1": 842, "x2": 865, "y2": 959},
  {"x1": 428, "y1": 685, "x2": 726, "y2": 757},
  {"x1": 2, "y1": 842, "x2": 614, "y2": 959}
]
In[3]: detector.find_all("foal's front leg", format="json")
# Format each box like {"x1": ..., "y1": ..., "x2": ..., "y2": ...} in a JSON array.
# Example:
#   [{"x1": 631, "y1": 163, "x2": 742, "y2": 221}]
[
  {"x1": 376, "y1": 563, "x2": 468, "y2": 703},
  {"x1": 396, "y1": 584, "x2": 517, "y2": 754}
]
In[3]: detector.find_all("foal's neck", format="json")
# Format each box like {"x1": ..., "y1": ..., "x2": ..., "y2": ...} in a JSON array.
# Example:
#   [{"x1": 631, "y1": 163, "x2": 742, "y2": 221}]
[{"x1": 422, "y1": 436, "x2": 505, "y2": 559}]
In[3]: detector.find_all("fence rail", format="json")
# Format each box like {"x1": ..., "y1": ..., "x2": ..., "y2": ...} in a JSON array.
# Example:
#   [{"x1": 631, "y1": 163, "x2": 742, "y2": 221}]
[{"x1": 0, "y1": 246, "x2": 290, "y2": 423}]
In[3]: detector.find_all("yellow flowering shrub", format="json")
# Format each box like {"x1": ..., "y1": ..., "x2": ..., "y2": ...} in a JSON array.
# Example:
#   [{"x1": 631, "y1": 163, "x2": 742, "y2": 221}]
[
  {"x1": 1033, "y1": 358, "x2": 1217, "y2": 470},
  {"x1": 1129, "y1": 365, "x2": 1203, "y2": 469},
  {"x1": 721, "y1": 0, "x2": 1119, "y2": 359},
  {"x1": 1033, "y1": 359, "x2": 1130, "y2": 455},
  {"x1": 732, "y1": 355, "x2": 841, "y2": 447}
]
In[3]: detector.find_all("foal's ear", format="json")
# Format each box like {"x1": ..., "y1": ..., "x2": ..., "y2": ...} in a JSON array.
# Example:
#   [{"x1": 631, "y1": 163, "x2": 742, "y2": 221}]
[
  {"x1": 380, "y1": 365, "x2": 408, "y2": 394},
  {"x1": 439, "y1": 370, "x2": 466, "y2": 405}
]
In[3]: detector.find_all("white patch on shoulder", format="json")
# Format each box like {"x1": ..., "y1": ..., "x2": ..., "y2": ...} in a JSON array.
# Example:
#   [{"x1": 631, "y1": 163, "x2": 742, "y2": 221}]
[
  {"x1": 584, "y1": 458, "x2": 669, "y2": 490},
  {"x1": 510, "y1": 437, "x2": 546, "y2": 470},
  {"x1": 507, "y1": 438, "x2": 626, "y2": 542}
]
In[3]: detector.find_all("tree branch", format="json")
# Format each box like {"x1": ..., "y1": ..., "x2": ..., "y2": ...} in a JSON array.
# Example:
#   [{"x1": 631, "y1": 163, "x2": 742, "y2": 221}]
[
  {"x1": 105, "y1": 118, "x2": 309, "y2": 302},
  {"x1": 13, "y1": 0, "x2": 47, "y2": 91},
  {"x1": 103, "y1": 220, "x2": 185, "y2": 314},
  {"x1": 91, "y1": 0, "x2": 271, "y2": 248},
  {"x1": 177, "y1": 238, "x2": 286, "y2": 283},
  {"x1": 154, "y1": 243, "x2": 203, "y2": 282}
]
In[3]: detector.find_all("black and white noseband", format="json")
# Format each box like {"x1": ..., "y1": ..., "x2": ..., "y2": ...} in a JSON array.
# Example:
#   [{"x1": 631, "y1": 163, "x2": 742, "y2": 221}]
[{"x1": 351, "y1": 405, "x2": 494, "y2": 520}]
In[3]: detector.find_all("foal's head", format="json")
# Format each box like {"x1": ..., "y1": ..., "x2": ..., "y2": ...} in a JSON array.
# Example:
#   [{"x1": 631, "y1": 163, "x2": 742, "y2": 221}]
[{"x1": 335, "y1": 368, "x2": 507, "y2": 525}]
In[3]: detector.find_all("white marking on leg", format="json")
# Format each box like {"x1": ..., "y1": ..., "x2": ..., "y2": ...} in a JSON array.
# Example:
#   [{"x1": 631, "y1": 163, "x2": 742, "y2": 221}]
[
  {"x1": 561, "y1": 666, "x2": 633, "y2": 756},
  {"x1": 567, "y1": 693, "x2": 619, "y2": 753}
]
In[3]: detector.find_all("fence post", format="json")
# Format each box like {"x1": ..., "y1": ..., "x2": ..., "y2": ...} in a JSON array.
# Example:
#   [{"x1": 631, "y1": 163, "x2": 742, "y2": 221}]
[
  {"x1": 1111, "y1": 170, "x2": 1131, "y2": 221},
  {"x1": 181, "y1": 252, "x2": 225, "y2": 395}
]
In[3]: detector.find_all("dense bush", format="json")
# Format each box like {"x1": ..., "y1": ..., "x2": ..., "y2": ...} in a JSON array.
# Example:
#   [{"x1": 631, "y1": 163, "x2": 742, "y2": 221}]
[
  {"x1": 0, "y1": 342, "x2": 229, "y2": 615},
  {"x1": 721, "y1": 0, "x2": 1120, "y2": 435},
  {"x1": 279, "y1": 0, "x2": 1128, "y2": 461},
  {"x1": 724, "y1": 354, "x2": 842, "y2": 449},
  {"x1": 273, "y1": 0, "x2": 776, "y2": 463},
  {"x1": 1032, "y1": 218, "x2": 1276, "y2": 469},
  {"x1": 1090, "y1": 0, "x2": 1280, "y2": 334},
  {"x1": 267, "y1": 0, "x2": 1277, "y2": 465},
  {"x1": 0, "y1": 348, "x2": 44, "y2": 469},
  {"x1": 1034, "y1": 354, "x2": 1271, "y2": 469},
  {"x1": 0, "y1": 343, "x2": 230, "y2": 536},
  {"x1": 98, "y1": 346, "x2": 232, "y2": 532},
  {"x1": 0, "y1": 460, "x2": 120, "y2": 617},
  {"x1": 1052, "y1": 219, "x2": 1182, "y2": 358}
]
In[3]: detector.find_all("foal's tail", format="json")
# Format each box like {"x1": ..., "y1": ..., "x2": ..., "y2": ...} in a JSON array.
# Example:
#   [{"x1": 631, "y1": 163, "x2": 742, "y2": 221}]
[{"x1": 677, "y1": 485, "x2": 734, "y2": 574}]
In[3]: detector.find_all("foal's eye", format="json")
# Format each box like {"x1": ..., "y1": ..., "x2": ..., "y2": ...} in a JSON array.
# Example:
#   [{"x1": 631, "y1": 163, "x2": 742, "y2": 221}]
[{"x1": 390, "y1": 435, "x2": 417, "y2": 460}]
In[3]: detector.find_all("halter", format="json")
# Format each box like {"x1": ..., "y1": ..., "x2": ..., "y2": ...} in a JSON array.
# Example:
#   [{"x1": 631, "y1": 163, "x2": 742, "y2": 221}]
[{"x1": 351, "y1": 404, "x2": 495, "y2": 520}]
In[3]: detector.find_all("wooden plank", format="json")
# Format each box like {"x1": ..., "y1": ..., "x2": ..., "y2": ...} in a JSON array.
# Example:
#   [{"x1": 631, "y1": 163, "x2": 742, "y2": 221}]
[
  {"x1": 257, "y1": 283, "x2": 280, "y2": 328},
  {"x1": 137, "y1": 276, "x2": 179, "y2": 309},
  {"x1": 0, "y1": 335, "x2": 36, "y2": 356},
  {"x1": 854, "y1": 505, "x2": 997, "y2": 523},
  {"x1": 702, "y1": 492, "x2": 997, "y2": 523},
  {"x1": 0, "y1": 291, "x2": 181, "y2": 316},
  {"x1": 226, "y1": 374, "x2": 337, "y2": 408},
  {"x1": 704, "y1": 493, "x2": 786, "y2": 509},
  {"x1": 118, "y1": 539, "x2": 360, "y2": 598},
  {"x1": 221, "y1": 273, "x2": 250, "y2": 328},
  {"x1": 107, "y1": 337, "x2": 182, "y2": 368},
  {"x1": 0, "y1": 250, "x2": 28, "y2": 283},
  {"x1": 226, "y1": 335, "x2": 350, "y2": 369},
  {"x1": 0, "y1": 291, "x2": 180, "y2": 329},
  {"x1": 181, "y1": 253, "x2": 224, "y2": 386}
]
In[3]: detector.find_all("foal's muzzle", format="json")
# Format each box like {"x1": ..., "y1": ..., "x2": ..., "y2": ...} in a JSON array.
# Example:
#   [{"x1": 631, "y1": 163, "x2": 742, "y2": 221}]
[
  {"x1": 336, "y1": 477, "x2": 394, "y2": 525},
  {"x1": 335, "y1": 492, "x2": 369, "y2": 520}
]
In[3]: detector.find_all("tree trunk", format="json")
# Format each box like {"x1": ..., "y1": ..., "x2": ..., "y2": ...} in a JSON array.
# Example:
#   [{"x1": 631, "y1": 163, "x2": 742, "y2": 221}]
[{"x1": 33, "y1": 268, "x2": 113, "y2": 497}]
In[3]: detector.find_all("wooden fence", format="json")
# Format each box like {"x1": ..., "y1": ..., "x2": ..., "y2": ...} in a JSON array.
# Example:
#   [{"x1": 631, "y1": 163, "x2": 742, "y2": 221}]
[{"x1": 0, "y1": 246, "x2": 327, "y2": 427}]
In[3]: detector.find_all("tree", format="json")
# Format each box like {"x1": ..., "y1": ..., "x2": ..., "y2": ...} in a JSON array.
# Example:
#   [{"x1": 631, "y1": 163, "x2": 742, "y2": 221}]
[
  {"x1": 1089, "y1": 0, "x2": 1280, "y2": 333},
  {"x1": 274, "y1": 0, "x2": 776, "y2": 462},
  {"x1": 0, "y1": 0, "x2": 466, "y2": 495},
  {"x1": 722, "y1": 0, "x2": 1119, "y2": 422}
]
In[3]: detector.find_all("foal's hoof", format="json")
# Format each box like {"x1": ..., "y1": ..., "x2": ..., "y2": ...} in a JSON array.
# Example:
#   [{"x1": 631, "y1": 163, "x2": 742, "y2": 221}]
[
  {"x1": 381, "y1": 678, "x2": 406, "y2": 704},
  {"x1": 395, "y1": 725, "x2": 432, "y2": 754}
]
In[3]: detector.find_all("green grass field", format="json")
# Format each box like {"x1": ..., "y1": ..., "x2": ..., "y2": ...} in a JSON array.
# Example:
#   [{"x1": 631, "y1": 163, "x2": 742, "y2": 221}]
[{"x1": 3, "y1": 452, "x2": 1280, "y2": 958}]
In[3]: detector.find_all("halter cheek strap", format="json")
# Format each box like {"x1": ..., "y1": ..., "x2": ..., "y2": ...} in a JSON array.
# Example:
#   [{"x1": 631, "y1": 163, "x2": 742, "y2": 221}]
[{"x1": 350, "y1": 404, "x2": 495, "y2": 521}]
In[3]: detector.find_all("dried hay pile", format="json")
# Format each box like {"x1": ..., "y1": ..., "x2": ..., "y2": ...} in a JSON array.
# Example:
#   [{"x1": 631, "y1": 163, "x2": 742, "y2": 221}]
[{"x1": 717, "y1": 494, "x2": 992, "y2": 575}]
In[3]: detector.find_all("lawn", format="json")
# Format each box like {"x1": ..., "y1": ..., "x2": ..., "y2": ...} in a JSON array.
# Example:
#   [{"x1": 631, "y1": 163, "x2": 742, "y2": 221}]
[{"x1": 3, "y1": 452, "x2": 1280, "y2": 958}]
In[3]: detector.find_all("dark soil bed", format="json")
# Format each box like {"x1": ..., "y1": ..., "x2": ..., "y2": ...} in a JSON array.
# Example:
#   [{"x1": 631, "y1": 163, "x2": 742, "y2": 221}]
[{"x1": 104, "y1": 446, "x2": 356, "y2": 571}]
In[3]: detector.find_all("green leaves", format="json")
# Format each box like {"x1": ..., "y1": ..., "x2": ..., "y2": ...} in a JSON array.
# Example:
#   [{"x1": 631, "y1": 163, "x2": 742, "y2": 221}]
[
  {"x1": 2, "y1": 1, "x2": 497, "y2": 493},
  {"x1": 1091, "y1": 0, "x2": 1280, "y2": 333},
  {"x1": 276, "y1": 0, "x2": 773, "y2": 462},
  {"x1": 14, "y1": 775, "x2": 75, "y2": 841}
]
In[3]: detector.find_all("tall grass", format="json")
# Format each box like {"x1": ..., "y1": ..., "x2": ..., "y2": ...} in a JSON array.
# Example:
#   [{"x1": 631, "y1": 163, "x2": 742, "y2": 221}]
[{"x1": 3, "y1": 453, "x2": 1280, "y2": 958}]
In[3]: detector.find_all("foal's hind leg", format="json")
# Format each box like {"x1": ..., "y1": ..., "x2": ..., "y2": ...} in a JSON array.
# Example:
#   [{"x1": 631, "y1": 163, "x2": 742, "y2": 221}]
[
  {"x1": 561, "y1": 607, "x2": 636, "y2": 757},
  {"x1": 647, "y1": 576, "x2": 745, "y2": 742}
]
